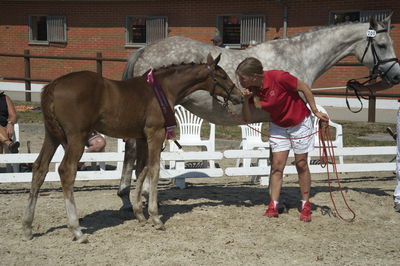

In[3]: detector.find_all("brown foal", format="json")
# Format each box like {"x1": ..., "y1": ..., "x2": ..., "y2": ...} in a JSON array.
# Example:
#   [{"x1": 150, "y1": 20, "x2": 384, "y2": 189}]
[{"x1": 22, "y1": 53, "x2": 242, "y2": 243}]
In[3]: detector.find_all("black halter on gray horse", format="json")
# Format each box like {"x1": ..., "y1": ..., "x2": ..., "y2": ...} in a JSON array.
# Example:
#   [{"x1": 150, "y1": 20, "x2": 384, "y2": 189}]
[{"x1": 116, "y1": 15, "x2": 400, "y2": 214}]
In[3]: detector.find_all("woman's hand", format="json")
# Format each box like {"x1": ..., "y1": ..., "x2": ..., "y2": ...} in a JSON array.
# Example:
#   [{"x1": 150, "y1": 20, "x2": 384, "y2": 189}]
[
  {"x1": 314, "y1": 111, "x2": 329, "y2": 122},
  {"x1": 6, "y1": 123, "x2": 14, "y2": 139},
  {"x1": 242, "y1": 88, "x2": 253, "y2": 100}
]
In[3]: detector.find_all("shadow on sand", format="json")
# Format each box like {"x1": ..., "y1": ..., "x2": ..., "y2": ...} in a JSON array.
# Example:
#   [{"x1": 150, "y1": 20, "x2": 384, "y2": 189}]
[{"x1": 26, "y1": 173, "x2": 396, "y2": 237}]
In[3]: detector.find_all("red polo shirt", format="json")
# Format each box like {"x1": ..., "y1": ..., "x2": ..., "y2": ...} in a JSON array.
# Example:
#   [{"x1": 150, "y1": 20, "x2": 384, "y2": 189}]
[{"x1": 251, "y1": 70, "x2": 310, "y2": 127}]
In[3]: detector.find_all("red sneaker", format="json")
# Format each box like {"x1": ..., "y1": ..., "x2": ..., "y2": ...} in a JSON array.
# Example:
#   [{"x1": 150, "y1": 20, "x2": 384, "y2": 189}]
[
  {"x1": 263, "y1": 201, "x2": 279, "y2": 217},
  {"x1": 300, "y1": 201, "x2": 312, "y2": 222}
]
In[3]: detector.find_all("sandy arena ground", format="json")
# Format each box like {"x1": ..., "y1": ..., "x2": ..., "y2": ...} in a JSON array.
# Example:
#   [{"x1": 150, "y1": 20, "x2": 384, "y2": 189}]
[{"x1": 0, "y1": 123, "x2": 399, "y2": 265}]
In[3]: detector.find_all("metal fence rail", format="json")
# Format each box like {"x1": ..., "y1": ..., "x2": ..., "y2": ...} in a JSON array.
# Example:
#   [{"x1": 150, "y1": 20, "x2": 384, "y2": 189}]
[{"x1": 0, "y1": 50, "x2": 127, "y2": 101}]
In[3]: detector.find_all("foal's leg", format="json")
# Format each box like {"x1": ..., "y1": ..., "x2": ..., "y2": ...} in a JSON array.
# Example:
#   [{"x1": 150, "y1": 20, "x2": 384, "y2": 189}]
[
  {"x1": 22, "y1": 131, "x2": 59, "y2": 240},
  {"x1": 132, "y1": 139, "x2": 148, "y2": 224},
  {"x1": 146, "y1": 131, "x2": 165, "y2": 230},
  {"x1": 117, "y1": 139, "x2": 136, "y2": 213},
  {"x1": 58, "y1": 137, "x2": 87, "y2": 243}
]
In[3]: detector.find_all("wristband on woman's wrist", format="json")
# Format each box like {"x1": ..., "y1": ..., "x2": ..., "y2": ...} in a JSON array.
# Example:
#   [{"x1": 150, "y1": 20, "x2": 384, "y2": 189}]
[{"x1": 7, "y1": 121, "x2": 15, "y2": 125}]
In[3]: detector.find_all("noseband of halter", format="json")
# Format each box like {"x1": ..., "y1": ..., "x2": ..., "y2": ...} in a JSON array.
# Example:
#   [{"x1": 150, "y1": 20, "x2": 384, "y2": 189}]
[
  {"x1": 207, "y1": 65, "x2": 236, "y2": 107},
  {"x1": 360, "y1": 28, "x2": 399, "y2": 80}
]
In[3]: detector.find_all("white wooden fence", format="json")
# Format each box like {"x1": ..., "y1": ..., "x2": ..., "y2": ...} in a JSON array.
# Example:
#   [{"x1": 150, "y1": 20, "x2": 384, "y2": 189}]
[
  {"x1": 0, "y1": 146, "x2": 396, "y2": 189},
  {"x1": 0, "y1": 148, "x2": 224, "y2": 189},
  {"x1": 224, "y1": 146, "x2": 397, "y2": 186}
]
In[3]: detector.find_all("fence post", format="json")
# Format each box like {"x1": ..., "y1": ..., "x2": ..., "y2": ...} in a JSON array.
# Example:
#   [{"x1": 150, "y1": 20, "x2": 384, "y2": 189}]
[
  {"x1": 96, "y1": 52, "x2": 103, "y2": 76},
  {"x1": 368, "y1": 96, "x2": 376, "y2": 122},
  {"x1": 24, "y1": 49, "x2": 31, "y2": 102}
]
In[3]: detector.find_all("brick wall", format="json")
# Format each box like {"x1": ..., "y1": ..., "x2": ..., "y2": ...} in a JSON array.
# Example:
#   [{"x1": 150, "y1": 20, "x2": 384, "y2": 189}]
[{"x1": 0, "y1": 0, "x2": 399, "y2": 93}]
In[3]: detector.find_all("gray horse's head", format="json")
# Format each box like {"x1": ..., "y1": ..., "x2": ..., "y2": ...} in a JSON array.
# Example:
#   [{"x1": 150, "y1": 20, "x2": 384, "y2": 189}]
[{"x1": 353, "y1": 14, "x2": 400, "y2": 85}]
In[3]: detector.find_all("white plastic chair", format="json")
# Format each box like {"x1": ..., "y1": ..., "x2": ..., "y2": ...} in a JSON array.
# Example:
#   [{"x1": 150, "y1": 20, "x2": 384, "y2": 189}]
[
  {"x1": 312, "y1": 104, "x2": 344, "y2": 164},
  {"x1": 169, "y1": 105, "x2": 216, "y2": 168},
  {"x1": 236, "y1": 123, "x2": 269, "y2": 168},
  {"x1": 4, "y1": 123, "x2": 20, "y2": 172},
  {"x1": 116, "y1": 138, "x2": 125, "y2": 172}
]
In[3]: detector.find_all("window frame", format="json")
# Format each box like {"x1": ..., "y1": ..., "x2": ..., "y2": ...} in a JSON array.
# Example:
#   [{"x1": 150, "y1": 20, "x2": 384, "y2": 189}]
[
  {"x1": 125, "y1": 15, "x2": 168, "y2": 48},
  {"x1": 28, "y1": 14, "x2": 67, "y2": 45},
  {"x1": 216, "y1": 14, "x2": 266, "y2": 48}
]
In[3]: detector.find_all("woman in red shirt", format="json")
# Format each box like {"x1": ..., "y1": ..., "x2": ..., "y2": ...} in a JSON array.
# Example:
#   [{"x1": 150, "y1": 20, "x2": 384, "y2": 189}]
[{"x1": 237, "y1": 57, "x2": 329, "y2": 222}]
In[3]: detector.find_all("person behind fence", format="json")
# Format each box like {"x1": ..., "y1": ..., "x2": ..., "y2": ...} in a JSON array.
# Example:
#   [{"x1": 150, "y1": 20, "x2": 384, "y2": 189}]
[
  {"x1": 237, "y1": 57, "x2": 329, "y2": 222},
  {"x1": 78, "y1": 131, "x2": 106, "y2": 170},
  {"x1": 0, "y1": 92, "x2": 19, "y2": 153},
  {"x1": 211, "y1": 36, "x2": 228, "y2": 48}
]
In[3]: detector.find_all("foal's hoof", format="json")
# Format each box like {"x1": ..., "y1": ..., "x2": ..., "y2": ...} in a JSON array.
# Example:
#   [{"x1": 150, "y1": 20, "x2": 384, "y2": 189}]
[
  {"x1": 22, "y1": 228, "x2": 33, "y2": 240},
  {"x1": 154, "y1": 223, "x2": 166, "y2": 231},
  {"x1": 74, "y1": 234, "x2": 89, "y2": 244},
  {"x1": 150, "y1": 216, "x2": 165, "y2": 230},
  {"x1": 135, "y1": 213, "x2": 147, "y2": 226}
]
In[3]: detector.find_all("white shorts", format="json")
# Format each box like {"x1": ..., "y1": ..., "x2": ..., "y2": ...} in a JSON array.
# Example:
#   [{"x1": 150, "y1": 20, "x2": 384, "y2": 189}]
[{"x1": 269, "y1": 115, "x2": 315, "y2": 154}]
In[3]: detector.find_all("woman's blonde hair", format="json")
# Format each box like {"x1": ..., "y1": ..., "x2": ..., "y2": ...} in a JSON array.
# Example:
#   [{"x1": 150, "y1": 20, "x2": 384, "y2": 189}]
[{"x1": 235, "y1": 57, "x2": 263, "y2": 77}]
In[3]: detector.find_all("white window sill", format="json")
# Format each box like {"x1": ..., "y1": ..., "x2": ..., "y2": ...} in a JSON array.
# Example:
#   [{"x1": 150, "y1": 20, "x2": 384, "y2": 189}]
[
  {"x1": 28, "y1": 41, "x2": 50, "y2": 46},
  {"x1": 125, "y1": 43, "x2": 146, "y2": 48}
]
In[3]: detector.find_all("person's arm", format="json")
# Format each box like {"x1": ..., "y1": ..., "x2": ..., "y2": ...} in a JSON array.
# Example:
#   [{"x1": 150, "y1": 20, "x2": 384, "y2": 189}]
[
  {"x1": 5, "y1": 95, "x2": 17, "y2": 138},
  {"x1": 296, "y1": 80, "x2": 329, "y2": 122},
  {"x1": 242, "y1": 88, "x2": 255, "y2": 123}
]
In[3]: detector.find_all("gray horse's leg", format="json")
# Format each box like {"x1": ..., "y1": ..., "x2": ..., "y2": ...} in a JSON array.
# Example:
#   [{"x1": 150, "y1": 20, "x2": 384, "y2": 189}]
[
  {"x1": 22, "y1": 131, "x2": 58, "y2": 240},
  {"x1": 58, "y1": 137, "x2": 87, "y2": 243},
  {"x1": 117, "y1": 139, "x2": 136, "y2": 213},
  {"x1": 132, "y1": 139, "x2": 148, "y2": 224}
]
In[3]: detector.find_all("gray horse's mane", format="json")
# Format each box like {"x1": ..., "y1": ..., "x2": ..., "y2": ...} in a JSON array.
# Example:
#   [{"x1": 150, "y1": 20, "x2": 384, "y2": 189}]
[
  {"x1": 289, "y1": 21, "x2": 360, "y2": 39},
  {"x1": 288, "y1": 19, "x2": 388, "y2": 40}
]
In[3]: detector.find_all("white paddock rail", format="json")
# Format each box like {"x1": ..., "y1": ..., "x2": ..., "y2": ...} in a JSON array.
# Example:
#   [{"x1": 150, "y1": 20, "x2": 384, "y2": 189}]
[
  {"x1": 0, "y1": 146, "x2": 396, "y2": 189},
  {"x1": 0, "y1": 149, "x2": 223, "y2": 189},
  {"x1": 224, "y1": 146, "x2": 397, "y2": 186}
]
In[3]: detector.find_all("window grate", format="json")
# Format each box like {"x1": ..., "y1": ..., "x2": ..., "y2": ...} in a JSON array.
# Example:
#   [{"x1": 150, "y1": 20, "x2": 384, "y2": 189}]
[
  {"x1": 29, "y1": 15, "x2": 67, "y2": 43},
  {"x1": 126, "y1": 16, "x2": 168, "y2": 46},
  {"x1": 217, "y1": 14, "x2": 266, "y2": 46}
]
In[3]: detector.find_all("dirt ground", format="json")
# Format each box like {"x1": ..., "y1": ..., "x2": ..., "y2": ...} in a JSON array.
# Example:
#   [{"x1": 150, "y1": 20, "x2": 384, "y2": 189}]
[{"x1": 0, "y1": 123, "x2": 399, "y2": 265}]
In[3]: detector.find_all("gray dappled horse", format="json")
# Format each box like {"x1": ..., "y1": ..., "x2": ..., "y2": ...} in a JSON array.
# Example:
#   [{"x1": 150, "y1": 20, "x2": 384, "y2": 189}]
[
  {"x1": 117, "y1": 16, "x2": 400, "y2": 213},
  {"x1": 22, "y1": 54, "x2": 242, "y2": 243}
]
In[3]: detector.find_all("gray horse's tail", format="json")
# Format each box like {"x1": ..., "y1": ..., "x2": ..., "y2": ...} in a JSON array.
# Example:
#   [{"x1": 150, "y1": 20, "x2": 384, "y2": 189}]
[
  {"x1": 122, "y1": 47, "x2": 145, "y2": 80},
  {"x1": 41, "y1": 79, "x2": 67, "y2": 146}
]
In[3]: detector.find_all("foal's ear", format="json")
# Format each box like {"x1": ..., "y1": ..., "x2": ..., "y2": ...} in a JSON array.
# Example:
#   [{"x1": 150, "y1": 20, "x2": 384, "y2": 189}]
[
  {"x1": 206, "y1": 53, "x2": 221, "y2": 67},
  {"x1": 206, "y1": 53, "x2": 214, "y2": 66},
  {"x1": 214, "y1": 53, "x2": 221, "y2": 65}
]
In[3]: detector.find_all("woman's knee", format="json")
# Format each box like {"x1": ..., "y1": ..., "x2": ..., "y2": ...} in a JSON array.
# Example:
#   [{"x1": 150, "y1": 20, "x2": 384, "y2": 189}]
[
  {"x1": 271, "y1": 164, "x2": 285, "y2": 177},
  {"x1": 295, "y1": 158, "x2": 309, "y2": 173}
]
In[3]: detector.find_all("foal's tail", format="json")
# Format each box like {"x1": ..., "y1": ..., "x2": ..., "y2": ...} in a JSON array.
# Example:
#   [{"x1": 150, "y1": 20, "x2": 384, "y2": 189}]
[
  {"x1": 41, "y1": 80, "x2": 67, "y2": 146},
  {"x1": 122, "y1": 47, "x2": 145, "y2": 80}
]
